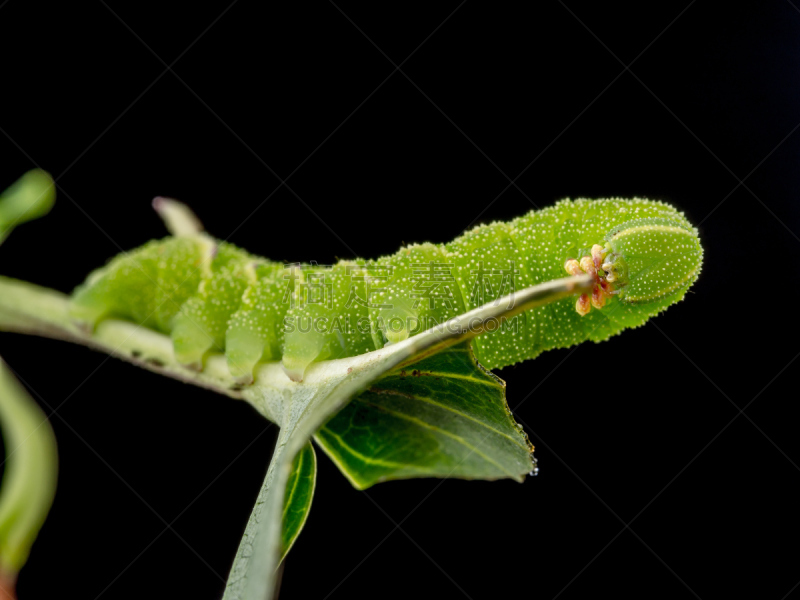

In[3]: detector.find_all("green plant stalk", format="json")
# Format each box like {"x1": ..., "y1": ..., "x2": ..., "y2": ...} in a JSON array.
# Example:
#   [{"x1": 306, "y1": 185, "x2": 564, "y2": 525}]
[
  {"x1": 0, "y1": 169, "x2": 58, "y2": 598},
  {"x1": 0, "y1": 358, "x2": 58, "y2": 588}
]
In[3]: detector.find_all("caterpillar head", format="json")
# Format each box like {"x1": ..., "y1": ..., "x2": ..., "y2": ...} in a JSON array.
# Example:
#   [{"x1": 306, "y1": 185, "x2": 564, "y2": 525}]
[
  {"x1": 606, "y1": 216, "x2": 703, "y2": 303},
  {"x1": 566, "y1": 216, "x2": 703, "y2": 315}
]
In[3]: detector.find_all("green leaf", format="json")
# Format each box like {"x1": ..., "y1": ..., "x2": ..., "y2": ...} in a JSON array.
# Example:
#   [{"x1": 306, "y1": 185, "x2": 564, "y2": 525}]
[
  {"x1": 281, "y1": 441, "x2": 316, "y2": 560},
  {"x1": 0, "y1": 358, "x2": 58, "y2": 579},
  {"x1": 317, "y1": 343, "x2": 532, "y2": 489}
]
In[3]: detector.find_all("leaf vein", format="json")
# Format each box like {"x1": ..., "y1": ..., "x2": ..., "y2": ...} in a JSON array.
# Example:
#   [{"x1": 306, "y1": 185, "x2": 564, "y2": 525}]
[
  {"x1": 358, "y1": 397, "x2": 519, "y2": 478},
  {"x1": 366, "y1": 387, "x2": 528, "y2": 451},
  {"x1": 322, "y1": 429, "x2": 435, "y2": 471}
]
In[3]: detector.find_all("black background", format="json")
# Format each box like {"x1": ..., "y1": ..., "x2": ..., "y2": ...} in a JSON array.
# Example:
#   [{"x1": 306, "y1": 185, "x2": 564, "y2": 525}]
[{"x1": 2, "y1": 2, "x2": 799, "y2": 599}]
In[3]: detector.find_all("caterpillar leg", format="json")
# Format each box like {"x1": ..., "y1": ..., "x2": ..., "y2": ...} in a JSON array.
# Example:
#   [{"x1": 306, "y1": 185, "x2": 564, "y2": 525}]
[
  {"x1": 171, "y1": 305, "x2": 216, "y2": 369},
  {"x1": 282, "y1": 320, "x2": 331, "y2": 382},
  {"x1": 282, "y1": 265, "x2": 333, "y2": 382},
  {"x1": 281, "y1": 262, "x2": 377, "y2": 382},
  {"x1": 225, "y1": 264, "x2": 291, "y2": 382},
  {"x1": 377, "y1": 295, "x2": 417, "y2": 346},
  {"x1": 170, "y1": 242, "x2": 255, "y2": 369},
  {"x1": 225, "y1": 315, "x2": 273, "y2": 383}
]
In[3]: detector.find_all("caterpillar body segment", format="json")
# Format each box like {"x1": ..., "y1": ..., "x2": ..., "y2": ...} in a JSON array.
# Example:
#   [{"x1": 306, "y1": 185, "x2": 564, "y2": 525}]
[
  {"x1": 369, "y1": 243, "x2": 466, "y2": 347},
  {"x1": 70, "y1": 236, "x2": 214, "y2": 333},
  {"x1": 225, "y1": 262, "x2": 293, "y2": 381},
  {"x1": 170, "y1": 242, "x2": 259, "y2": 368},
  {"x1": 69, "y1": 198, "x2": 703, "y2": 381},
  {"x1": 282, "y1": 261, "x2": 377, "y2": 382},
  {"x1": 446, "y1": 223, "x2": 536, "y2": 370}
]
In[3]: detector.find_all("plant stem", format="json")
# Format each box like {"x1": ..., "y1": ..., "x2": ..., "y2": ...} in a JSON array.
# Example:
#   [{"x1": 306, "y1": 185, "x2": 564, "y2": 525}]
[{"x1": 0, "y1": 275, "x2": 245, "y2": 401}]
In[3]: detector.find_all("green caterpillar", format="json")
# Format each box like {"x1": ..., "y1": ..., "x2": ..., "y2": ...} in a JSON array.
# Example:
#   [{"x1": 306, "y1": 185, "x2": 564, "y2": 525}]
[{"x1": 69, "y1": 198, "x2": 703, "y2": 382}]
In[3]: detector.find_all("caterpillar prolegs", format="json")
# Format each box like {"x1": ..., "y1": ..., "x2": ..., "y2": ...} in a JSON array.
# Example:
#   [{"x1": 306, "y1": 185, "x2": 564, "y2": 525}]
[{"x1": 70, "y1": 198, "x2": 703, "y2": 382}]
